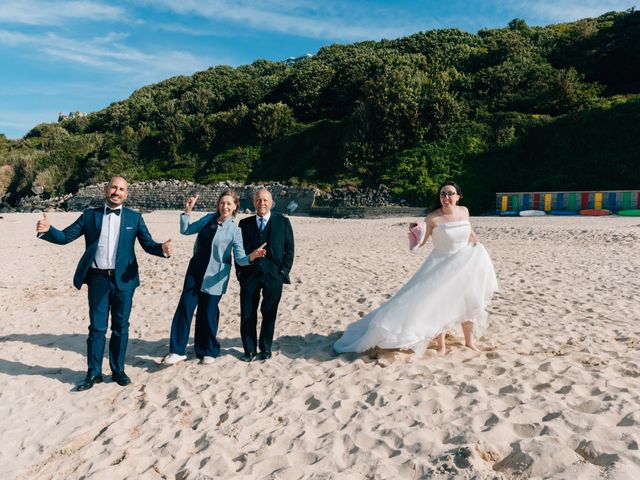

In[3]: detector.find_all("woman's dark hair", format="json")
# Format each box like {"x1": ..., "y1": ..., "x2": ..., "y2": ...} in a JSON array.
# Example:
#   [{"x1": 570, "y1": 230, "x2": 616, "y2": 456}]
[
  {"x1": 429, "y1": 180, "x2": 463, "y2": 212},
  {"x1": 217, "y1": 189, "x2": 240, "y2": 217}
]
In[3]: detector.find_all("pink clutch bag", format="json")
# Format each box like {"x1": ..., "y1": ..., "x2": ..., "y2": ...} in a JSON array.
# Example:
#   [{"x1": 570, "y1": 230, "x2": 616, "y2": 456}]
[{"x1": 408, "y1": 221, "x2": 426, "y2": 251}]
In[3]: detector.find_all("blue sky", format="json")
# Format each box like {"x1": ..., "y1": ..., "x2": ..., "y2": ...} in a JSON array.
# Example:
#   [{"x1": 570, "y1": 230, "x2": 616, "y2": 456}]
[{"x1": 0, "y1": 0, "x2": 636, "y2": 139}]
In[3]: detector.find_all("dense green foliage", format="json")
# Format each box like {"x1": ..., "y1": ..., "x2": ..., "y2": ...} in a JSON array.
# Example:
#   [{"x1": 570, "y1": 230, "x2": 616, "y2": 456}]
[{"x1": 1, "y1": 9, "x2": 639, "y2": 212}]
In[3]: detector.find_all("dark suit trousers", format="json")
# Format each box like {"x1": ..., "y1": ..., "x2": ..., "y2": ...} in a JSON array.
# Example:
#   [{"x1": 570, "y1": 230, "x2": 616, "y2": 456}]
[
  {"x1": 239, "y1": 273, "x2": 283, "y2": 355},
  {"x1": 169, "y1": 269, "x2": 222, "y2": 359},
  {"x1": 86, "y1": 271, "x2": 134, "y2": 376}
]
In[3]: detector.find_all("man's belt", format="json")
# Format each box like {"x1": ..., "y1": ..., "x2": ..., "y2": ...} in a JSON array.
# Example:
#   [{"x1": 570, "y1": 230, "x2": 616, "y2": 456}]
[{"x1": 91, "y1": 268, "x2": 116, "y2": 276}]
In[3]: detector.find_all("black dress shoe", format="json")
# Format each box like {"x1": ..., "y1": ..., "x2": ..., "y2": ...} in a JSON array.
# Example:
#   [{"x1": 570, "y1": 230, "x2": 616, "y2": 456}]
[
  {"x1": 112, "y1": 371, "x2": 131, "y2": 386},
  {"x1": 257, "y1": 351, "x2": 272, "y2": 361},
  {"x1": 239, "y1": 353, "x2": 256, "y2": 362},
  {"x1": 76, "y1": 374, "x2": 103, "y2": 391}
]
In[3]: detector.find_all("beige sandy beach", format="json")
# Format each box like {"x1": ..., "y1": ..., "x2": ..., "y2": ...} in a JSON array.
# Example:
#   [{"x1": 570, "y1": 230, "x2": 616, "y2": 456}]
[{"x1": 1, "y1": 211, "x2": 639, "y2": 479}]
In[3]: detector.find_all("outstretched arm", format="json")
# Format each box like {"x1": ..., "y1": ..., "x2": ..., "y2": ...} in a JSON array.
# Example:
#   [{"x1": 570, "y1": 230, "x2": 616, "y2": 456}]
[
  {"x1": 37, "y1": 212, "x2": 85, "y2": 245},
  {"x1": 136, "y1": 215, "x2": 171, "y2": 257},
  {"x1": 180, "y1": 212, "x2": 214, "y2": 235}
]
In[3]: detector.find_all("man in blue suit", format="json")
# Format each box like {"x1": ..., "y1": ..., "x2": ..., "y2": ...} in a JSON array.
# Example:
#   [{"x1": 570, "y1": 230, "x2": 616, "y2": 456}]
[{"x1": 36, "y1": 176, "x2": 172, "y2": 391}]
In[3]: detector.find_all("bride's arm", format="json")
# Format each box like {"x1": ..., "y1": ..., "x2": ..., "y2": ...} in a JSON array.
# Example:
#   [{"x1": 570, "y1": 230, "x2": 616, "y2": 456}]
[
  {"x1": 469, "y1": 228, "x2": 478, "y2": 246},
  {"x1": 460, "y1": 206, "x2": 477, "y2": 246},
  {"x1": 419, "y1": 217, "x2": 436, "y2": 247}
]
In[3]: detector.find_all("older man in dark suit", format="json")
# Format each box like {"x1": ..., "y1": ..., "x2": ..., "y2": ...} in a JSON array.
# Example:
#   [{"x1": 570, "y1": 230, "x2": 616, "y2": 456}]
[
  {"x1": 36, "y1": 176, "x2": 172, "y2": 391},
  {"x1": 236, "y1": 188, "x2": 295, "y2": 362}
]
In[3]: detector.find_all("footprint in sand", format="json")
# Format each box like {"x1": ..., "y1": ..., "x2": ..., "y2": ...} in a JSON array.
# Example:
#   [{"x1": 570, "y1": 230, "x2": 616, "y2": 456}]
[
  {"x1": 542, "y1": 411, "x2": 562, "y2": 421},
  {"x1": 616, "y1": 411, "x2": 637, "y2": 427},
  {"x1": 555, "y1": 384, "x2": 572, "y2": 394},
  {"x1": 570, "y1": 399, "x2": 609, "y2": 414},
  {"x1": 512, "y1": 422, "x2": 539, "y2": 438},
  {"x1": 483, "y1": 413, "x2": 499, "y2": 431}
]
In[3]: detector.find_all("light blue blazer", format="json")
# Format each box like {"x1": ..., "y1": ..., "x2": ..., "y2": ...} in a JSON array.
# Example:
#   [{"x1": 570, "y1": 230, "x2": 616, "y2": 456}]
[{"x1": 180, "y1": 213, "x2": 250, "y2": 295}]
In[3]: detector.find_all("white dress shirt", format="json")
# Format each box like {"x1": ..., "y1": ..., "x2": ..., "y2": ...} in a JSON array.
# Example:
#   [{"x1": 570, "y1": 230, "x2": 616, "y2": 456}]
[
  {"x1": 256, "y1": 211, "x2": 271, "y2": 230},
  {"x1": 92, "y1": 204, "x2": 122, "y2": 269}
]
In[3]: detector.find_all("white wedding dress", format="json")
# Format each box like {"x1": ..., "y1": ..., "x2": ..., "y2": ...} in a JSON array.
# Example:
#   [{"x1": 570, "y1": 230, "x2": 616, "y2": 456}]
[{"x1": 334, "y1": 221, "x2": 498, "y2": 356}]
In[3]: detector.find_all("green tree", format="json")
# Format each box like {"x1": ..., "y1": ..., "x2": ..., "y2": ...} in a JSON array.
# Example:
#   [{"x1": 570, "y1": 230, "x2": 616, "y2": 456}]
[
  {"x1": 279, "y1": 58, "x2": 335, "y2": 120},
  {"x1": 382, "y1": 132, "x2": 484, "y2": 204},
  {"x1": 251, "y1": 102, "x2": 295, "y2": 144},
  {"x1": 344, "y1": 56, "x2": 429, "y2": 176}
]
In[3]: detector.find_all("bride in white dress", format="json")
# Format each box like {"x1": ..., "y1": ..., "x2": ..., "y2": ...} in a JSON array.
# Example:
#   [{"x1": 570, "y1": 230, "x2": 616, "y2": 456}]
[{"x1": 334, "y1": 180, "x2": 498, "y2": 356}]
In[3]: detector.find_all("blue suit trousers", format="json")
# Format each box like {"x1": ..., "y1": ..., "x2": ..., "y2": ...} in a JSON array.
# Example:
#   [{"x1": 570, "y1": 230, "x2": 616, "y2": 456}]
[
  {"x1": 169, "y1": 269, "x2": 222, "y2": 359},
  {"x1": 86, "y1": 271, "x2": 134, "y2": 376}
]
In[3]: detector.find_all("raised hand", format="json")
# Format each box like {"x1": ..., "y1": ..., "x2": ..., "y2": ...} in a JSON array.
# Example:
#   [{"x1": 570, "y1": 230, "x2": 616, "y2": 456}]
[
  {"x1": 184, "y1": 194, "x2": 199, "y2": 214},
  {"x1": 249, "y1": 242, "x2": 267, "y2": 262},
  {"x1": 162, "y1": 239, "x2": 173, "y2": 257},
  {"x1": 36, "y1": 212, "x2": 50, "y2": 234}
]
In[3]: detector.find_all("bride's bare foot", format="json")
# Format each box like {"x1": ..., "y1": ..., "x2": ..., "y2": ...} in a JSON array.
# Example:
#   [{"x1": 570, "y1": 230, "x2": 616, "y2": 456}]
[
  {"x1": 465, "y1": 343, "x2": 480, "y2": 352},
  {"x1": 461, "y1": 322, "x2": 479, "y2": 352}
]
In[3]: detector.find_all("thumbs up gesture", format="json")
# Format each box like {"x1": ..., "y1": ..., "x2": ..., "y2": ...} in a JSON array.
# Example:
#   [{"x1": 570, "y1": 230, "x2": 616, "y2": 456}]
[
  {"x1": 162, "y1": 238, "x2": 173, "y2": 257},
  {"x1": 36, "y1": 212, "x2": 50, "y2": 233}
]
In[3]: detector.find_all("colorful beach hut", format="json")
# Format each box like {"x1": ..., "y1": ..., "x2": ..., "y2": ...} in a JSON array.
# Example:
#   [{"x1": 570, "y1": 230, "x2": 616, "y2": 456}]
[{"x1": 495, "y1": 190, "x2": 640, "y2": 214}]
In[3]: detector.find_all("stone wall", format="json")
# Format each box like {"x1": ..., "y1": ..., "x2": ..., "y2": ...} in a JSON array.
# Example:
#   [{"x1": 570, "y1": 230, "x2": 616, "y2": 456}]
[
  {"x1": 67, "y1": 180, "x2": 318, "y2": 214},
  {"x1": 309, "y1": 206, "x2": 426, "y2": 219},
  {"x1": 8, "y1": 180, "x2": 422, "y2": 217},
  {"x1": 314, "y1": 184, "x2": 406, "y2": 208},
  {"x1": 14, "y1": 193, "x2": 73, "y2": 212}
]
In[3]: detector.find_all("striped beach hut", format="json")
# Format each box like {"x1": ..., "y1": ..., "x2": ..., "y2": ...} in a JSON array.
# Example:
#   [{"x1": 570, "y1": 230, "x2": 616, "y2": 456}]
[{"x1": 495, "y1": 190, "x2": 640, "y2": 213}]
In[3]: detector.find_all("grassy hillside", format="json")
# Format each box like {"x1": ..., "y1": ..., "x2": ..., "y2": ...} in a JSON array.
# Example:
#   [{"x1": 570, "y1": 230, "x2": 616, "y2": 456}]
[{"x1": 1, "y1": 9, "x2": 639, "y2": 212}]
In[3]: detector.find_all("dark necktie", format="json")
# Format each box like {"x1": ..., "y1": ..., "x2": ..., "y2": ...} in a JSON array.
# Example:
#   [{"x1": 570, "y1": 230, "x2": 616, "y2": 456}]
[
  {"x1": 106, "y1": 207, "x2": 121, "y2": 216},
  {"x1": 259, "y1": 217, "x2": 265, "y2": 231}
]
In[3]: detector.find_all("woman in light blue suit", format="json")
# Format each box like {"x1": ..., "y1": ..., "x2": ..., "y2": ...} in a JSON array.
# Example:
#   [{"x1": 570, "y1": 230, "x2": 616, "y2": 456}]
[{"x1": 163, "y1": 190, "x2": 266, "y2": 365}]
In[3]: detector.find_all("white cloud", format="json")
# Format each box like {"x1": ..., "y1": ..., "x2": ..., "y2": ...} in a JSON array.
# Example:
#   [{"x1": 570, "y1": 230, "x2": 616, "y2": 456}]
[
  {"x1": 0, "y1": 29, "x2": 30, "y2": 45},
  {"x1": 144, "y1": 0, "x2": 419, "y2": 41},
  {"x1": 0, "y1": 82, "x2": 113, "y2": 97},
  {"x1": 145, "y1": 0, "x2": 635, "y2": 41},
  {"x1": 153, "y1": 22, "x2": 217, "y2": 36},
  {"x1": 0, "y1": 0, "x2": 125, "y2": 26},
  {"x1": 0, "y1": 28, "x2": 213, "y2": 80},
  {"x1": 489, "y1": 0, "x2": 636, "y2": 24}
]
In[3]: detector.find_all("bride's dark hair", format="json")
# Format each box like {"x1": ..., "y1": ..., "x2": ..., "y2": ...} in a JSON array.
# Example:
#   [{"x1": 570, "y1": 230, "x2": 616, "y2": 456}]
[{"x1": 429, "y1": 180, "x2": 463, "y2": 212}]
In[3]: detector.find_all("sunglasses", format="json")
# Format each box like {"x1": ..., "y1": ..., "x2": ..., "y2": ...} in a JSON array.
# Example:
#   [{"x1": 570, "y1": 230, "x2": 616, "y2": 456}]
[{"x1": 440, "y1": 191, "x2": 458, "y2": 198}]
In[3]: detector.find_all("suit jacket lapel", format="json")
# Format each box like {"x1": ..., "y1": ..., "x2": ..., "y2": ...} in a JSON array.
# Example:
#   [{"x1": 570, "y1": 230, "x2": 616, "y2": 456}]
[
  {"x1": 250, "y1": 215, "x2": 260, "y2": 246},
  {"x1": 268, "y1": 214, "x2": 278, "y2": 242},
  {"x1": 94, "y1": 207, "x2": 103, "y2": 235},
  {"x1": 116, "y1": 208, "x2": 129, "y2": 259}
]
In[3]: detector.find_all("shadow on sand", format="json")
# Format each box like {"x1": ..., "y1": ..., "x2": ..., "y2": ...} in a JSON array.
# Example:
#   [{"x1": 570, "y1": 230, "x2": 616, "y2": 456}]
[{"x1": 0, "y1": 329, "x2": 354, "y2": 387}]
